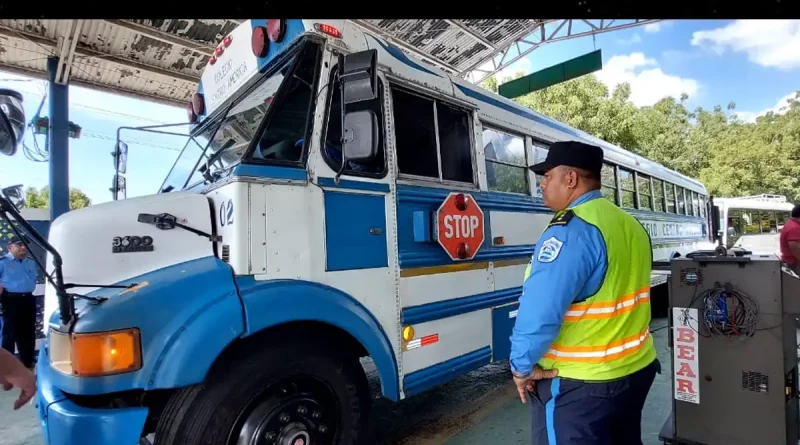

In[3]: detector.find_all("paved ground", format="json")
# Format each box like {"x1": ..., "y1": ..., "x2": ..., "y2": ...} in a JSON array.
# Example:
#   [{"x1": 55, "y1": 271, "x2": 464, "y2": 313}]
[{"x1": 1, "y1": 318, "x2": 671, "y2": 445}]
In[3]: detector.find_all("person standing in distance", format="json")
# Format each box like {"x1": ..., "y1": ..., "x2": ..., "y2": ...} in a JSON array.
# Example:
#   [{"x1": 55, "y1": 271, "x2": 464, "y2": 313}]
[
  {"x1": 779, "y1": 204, "x2": 800, "y2": 275},
  {"x1": 510, "y1": 140, "x2": 660, "y2": 445},
  {"x1": 0, "y1": 235, "x2": 38, "y2": 370}
]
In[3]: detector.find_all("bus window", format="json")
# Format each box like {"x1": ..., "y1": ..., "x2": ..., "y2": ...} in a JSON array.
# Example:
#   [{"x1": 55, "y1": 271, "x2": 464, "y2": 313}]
[
  {"x1": 393, "y1": 87, "x2": 474, "y2": 184},
  {"x1": 727, "y1": 208, "x2": 747, "y2": 248},
  {"x1": 437, "y1": 102, "x2": 474, "y2": 183},
  {"x1": 665, "y1": 184, "x2": 676, "y2": 213},
  {"x1": 637, "y1": 173, "x2": 653, "y2": 210},
  {"x1": 619, "y1": 168, "x2": 635, "y2": 208},
  {"x1": 601, "y1": 163, "x2": 617, "y2": 204},
  {"x1": 253, "y1": 43, "x2": 321, "y2": 165},
  {"x1": 321, "y1": 67, "x2": 386, "y2": 176},
  {"x1": 483, "y1": 127, "x2": 528, "y2": 194},
  {"x1": 699, "y1": 195, "x2": 706, "y2": 217},
  {"x1": 759, "y1": 211, "x2": 777, "y2": 233},
  {"x1": 691, "y1": 192, "x2": 700, "y2": 217},
  {"x1": 652, "y1": 178, "x2": 665, "y2": 212},
  {"x1": 677, "y1": 187, "x2": 686, "y2": 215},
  {"x1": 532, "y1": 142, "x2": 549, "y2": 198}
]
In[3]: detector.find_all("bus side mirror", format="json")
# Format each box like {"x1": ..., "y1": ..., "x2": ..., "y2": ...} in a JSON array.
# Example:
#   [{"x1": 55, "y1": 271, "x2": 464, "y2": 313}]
[
  {"x1": 338, "y1": 49, "x2": 379, "y2": 162},
  {"x1": 112, "y1": 141, "x2": 128, "y2": 175},
  {"x1": 2, "y1": 185, "x2": 25, "y2": 210}
]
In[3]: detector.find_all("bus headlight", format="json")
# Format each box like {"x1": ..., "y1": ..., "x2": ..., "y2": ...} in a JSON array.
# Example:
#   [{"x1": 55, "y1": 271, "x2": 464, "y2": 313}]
[{"x1": 49, "y1": 327, "x2": 142, "y2": 377}]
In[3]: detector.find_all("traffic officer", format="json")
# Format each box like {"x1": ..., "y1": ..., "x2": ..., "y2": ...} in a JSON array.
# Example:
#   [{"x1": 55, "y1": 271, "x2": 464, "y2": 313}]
[
  {"x1": 510, "y1": 140, "x2": 659, "y2": 445},
  {"x1": 0, "y1": 234, "x2": 38, "y2": 370}
]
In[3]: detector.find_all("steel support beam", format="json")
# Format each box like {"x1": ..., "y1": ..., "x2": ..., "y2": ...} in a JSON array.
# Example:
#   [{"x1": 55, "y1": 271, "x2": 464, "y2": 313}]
[
  {"x1": 47, "y1": 57, "x2": 70, "y2": 221},
  {"x1": 104, "y1": 20, "x2": 216, "y2": 54},
  {"x1": 0, "y1": 25, "x2": 200, "y2": 84},
  {"x1": 463, "y1": 19, "x2": 662, "y2": 84}
]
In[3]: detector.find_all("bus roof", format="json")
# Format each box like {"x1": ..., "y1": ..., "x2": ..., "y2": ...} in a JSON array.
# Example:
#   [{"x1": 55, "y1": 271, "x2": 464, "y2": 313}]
[
  {"x1": 714, "y1": 195, "x2": 796, "y2": 212},
  {"x1": 193, "y1": 20, "x2": 708, "y2": 195}
]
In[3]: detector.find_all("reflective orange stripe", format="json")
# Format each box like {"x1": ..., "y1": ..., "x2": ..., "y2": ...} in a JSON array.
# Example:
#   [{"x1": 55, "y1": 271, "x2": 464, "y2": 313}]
[
  {"x1": 563, "y1": 286, "x2": 650, "y2": 322},
  {"x1": 543, "y1": 328, "x2": 651, "y2": 363}
]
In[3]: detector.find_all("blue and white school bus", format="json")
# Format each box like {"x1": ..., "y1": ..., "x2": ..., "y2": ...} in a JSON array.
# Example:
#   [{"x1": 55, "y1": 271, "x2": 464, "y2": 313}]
[{"x1": 37, "y1": 19, "x2": 712, "y2": 445}]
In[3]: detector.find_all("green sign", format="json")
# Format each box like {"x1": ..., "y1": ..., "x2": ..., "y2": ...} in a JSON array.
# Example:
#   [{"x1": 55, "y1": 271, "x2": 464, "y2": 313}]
[{"x1": 498, "y1": 49, "x2": 603, "y2": 99}]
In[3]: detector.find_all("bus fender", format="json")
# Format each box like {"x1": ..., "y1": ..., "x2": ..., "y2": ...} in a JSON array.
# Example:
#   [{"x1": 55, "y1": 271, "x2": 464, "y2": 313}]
[{"x1": 235, "y1": 277, "x2": 400, "y2": 401}]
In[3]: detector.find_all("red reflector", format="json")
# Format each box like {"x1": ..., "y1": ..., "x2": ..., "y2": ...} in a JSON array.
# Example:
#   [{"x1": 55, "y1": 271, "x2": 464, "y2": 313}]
[
  {"x1": 456, "y1": 242, "x2": 469, "y2": 259},
  {"x1": 267, "y1": 19, "x2": 286, "y2": 43},
  {"x1": 209, "y1": 55, "x2": 216, "y2": 65},
  {"x1": 215, "y1": 46, "x2": 224, "y2": 57},
  {"x1": 223, "y1": 35, "x2": 232, "y2": 47},
  {"x1": 314, "y1": 23, "x2": 341, "y2": 38},
  {"x1": 251, "y1": 26, "x2": 269, "y2": 57},
  {"x1": 454, "y1": 193, "x2": 468, "y2": 211}
]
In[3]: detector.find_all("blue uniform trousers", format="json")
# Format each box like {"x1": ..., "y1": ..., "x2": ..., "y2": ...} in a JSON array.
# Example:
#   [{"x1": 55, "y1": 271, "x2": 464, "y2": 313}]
[{"x1": 529, "y1": 359, "x2": 660, "y2": 445}]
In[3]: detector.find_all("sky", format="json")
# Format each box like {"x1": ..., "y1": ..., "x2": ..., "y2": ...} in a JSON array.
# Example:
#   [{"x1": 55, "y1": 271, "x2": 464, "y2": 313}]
[{"x1": 0, "y1": 19, "x2": 798, "y2": 207}]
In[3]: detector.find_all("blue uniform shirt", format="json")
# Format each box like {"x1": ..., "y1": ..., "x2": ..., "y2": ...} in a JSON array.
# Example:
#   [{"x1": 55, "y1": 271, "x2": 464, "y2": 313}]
[
  {"x1": 0, "y1": 252, "x2": 38, "y2": 293},
  {"x1": 509, "y1": 189, "x2": 609, "y2": 375}
]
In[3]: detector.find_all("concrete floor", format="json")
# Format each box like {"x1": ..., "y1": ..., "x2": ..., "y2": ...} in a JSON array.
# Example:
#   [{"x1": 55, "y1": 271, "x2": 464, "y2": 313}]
[
  {"x1": 441, "y1": 318, "x2": 672, "y2": 445},
  {"x1": 1, "y1": 319, "x2": 672, "y2": 445}
]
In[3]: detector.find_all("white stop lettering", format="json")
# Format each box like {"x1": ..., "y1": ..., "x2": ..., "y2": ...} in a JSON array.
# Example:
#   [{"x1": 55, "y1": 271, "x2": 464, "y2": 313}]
[{"x1": 444, "y1": 215, "x2": 480, "y2": 239}]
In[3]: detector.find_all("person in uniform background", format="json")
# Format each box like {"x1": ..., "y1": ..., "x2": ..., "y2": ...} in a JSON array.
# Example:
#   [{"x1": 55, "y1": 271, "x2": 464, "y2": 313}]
[
  {"x1": 0, "y1": 235, "x2": 38, "y2": 369},
  {"x1": 510, "y1": 141, "x2": 660, "y2": 445}
]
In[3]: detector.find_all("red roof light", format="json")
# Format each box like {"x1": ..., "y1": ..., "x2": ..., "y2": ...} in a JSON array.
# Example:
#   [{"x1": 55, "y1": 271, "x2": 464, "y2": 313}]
[
  {"x1": 251, "y1": 26, "x2": 269, "y2": 57},
  {"x1": 267, "y1": 19, "x2": 286, "y2": 43},
  {"x1": 314, "y1": 23, "x2": 341, "y2": 38}
]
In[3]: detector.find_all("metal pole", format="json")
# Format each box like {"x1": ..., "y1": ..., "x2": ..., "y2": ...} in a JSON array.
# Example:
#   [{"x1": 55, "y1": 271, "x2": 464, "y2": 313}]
[{"x1": 47, "y1": 57, "x2": 69, "y2": 221}]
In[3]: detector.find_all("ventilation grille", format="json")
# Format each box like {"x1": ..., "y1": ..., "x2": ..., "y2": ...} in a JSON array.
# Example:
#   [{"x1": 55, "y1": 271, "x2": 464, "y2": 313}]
[
  {"x1": 221, "y1": 245, "x2": 230, "y2": 263},
  {"x1": 742, "y1": 371, "x2": 769, "y2": 393}
]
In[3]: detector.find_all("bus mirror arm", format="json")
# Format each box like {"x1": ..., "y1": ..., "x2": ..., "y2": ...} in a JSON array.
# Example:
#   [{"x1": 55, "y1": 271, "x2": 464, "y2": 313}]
[{"x1": 336, "y1": 50, "x2": 380, "y2": 179}]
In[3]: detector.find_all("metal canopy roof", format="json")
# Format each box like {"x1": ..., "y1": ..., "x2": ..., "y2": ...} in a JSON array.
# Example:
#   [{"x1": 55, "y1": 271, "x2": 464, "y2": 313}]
[
  {"x1": 353, "y1": 19, "x2": 662, "y2": 84},
  {"x1": 0, "y1": 19, "x2": 661, "y2": 109},
  {"x1": 0, "y1": 19, "x2": 241, "y2": 108}
]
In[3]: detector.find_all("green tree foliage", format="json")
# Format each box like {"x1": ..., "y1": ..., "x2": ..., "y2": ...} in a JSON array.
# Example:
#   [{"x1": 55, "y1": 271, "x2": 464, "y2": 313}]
[
  {"x1": 24, "y1": 186, "x2": 92, "y2": 210},
  {"x1": 481, "y1": 72, "x2": 800, "y2": 201}
]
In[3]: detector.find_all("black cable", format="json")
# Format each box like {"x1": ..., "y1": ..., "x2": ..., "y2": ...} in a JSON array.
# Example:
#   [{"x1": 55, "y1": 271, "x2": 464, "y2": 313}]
[{"x1": 700, "y1": 283, "x2": 762, "y2": 337}]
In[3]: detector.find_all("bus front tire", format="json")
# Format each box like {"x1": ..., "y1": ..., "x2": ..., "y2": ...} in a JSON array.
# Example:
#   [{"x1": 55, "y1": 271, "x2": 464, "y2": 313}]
[{"x1": 153, "y1": 342, "x2": 370, "y2": 445}]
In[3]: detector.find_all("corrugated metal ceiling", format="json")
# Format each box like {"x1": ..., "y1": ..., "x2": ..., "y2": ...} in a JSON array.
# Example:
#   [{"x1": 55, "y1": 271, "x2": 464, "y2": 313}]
[
  {"x1": 0, "y1": 19, "x2": 661, "y2": 107},
  {"x1": 0, "y1": 19, "x2": 240, "y2": 107}
]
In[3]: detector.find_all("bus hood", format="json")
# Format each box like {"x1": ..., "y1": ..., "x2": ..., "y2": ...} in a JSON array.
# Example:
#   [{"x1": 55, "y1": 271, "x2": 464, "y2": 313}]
[{"x1": 44, "y1": 191, "x2": 217, "y2": 325}]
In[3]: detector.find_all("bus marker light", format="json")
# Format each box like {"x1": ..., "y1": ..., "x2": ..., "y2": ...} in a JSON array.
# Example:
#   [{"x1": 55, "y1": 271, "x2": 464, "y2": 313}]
[
  {"x1": 402, "y1": 326, "x2": 415, "y2": 341},
  {"x1": 252, "y1": 26, "x2": 270, "y2": 57},
  {"x1": 267, "y1": 19, "x2": 286, "y2": 43},
  {"x1": 314, "y1": 23, "x2": 341, "y2": 38}
]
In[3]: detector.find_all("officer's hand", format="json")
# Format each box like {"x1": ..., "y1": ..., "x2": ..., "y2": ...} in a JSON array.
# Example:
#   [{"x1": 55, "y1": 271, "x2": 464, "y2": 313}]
[
  {"x1": 0, "y1": 351, "x2": 36, "y2": 410},
  {"x1": 513, "y1": 365, "x2": 558, "y2": 403}
]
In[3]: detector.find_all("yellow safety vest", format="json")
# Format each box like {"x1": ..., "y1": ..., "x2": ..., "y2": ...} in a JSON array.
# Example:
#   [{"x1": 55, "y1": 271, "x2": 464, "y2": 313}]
[{"x1": 526, "y1": 197, "x2": 656, "y2": 381}]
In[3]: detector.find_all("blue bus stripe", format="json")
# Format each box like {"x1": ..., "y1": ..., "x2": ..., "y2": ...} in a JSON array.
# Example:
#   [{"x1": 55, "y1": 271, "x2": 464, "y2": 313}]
[
  {"x1": 402, "y1": 286, "x2": 522, "y2": 325},
  {"x1": 546, "y1": 377, "x2": 561, "y2": 445},
  {"x1": 403, "y1": 346, "x2": 492, "y2": 397}
]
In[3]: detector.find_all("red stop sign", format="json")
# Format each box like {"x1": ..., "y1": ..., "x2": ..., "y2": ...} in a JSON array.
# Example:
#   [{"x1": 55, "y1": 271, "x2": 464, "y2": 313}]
[{"x1": 435, "y1": 192, "x2": 485, "y2": 261}]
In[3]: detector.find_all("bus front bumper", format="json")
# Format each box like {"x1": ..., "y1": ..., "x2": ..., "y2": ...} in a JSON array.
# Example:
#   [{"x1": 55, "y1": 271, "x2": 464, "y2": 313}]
[{"x1": 36, "y1": 349, "x2": 148, "y2": 445}]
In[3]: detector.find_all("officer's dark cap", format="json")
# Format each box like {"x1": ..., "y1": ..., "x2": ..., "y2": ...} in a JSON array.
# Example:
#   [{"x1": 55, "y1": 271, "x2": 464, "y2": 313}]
[
  {"x1": 529, "y1": 140, "x2": 604, "y2": 179},
  {"x1": 7, "y1": 235, "x2": 25, "y2": 245}
]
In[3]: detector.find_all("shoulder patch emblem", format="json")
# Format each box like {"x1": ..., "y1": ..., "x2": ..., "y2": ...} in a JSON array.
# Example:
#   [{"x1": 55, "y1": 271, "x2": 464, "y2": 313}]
[
  {"x1": 537, "y1": 236, "x2": 564, "y2": 263},
  {"x1": 547, "y1": 209, "x2": 575, "y2": 228}
]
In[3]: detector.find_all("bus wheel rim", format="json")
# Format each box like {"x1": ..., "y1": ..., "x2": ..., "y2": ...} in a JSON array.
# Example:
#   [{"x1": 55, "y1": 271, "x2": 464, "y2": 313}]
[{"x1": 233, "y1": 379, "x2": 337, "y2": 445}]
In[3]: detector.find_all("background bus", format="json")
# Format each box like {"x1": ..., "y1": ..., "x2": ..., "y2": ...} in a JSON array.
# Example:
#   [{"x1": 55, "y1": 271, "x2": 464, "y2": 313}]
[{"x1": 714, "y1": 194, "x2": 795, "y2": 255}]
